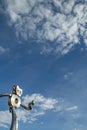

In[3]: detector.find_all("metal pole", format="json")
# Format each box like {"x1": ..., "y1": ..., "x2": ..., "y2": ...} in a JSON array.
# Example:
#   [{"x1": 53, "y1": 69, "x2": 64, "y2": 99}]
[{"x1": 10, "y1": 107, "x2": 18, "y2": 130}]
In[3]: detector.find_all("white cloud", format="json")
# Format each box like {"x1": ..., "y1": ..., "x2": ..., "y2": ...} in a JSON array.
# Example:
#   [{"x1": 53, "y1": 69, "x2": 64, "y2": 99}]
[
  {"x1": 4, "y1": 0, "x2": 87, "y2": 55},
  {"x1": 0, "y1": 93, "x2": 78, "y2": 128},
  {"x1": 0, "y1": 110, "x2": 11, "y2": 128},
  {"x1": 61, "y1": 0, "x2": 75, "y2": 14},
  {"x1": 64, "y1": 72, "x2": 73, "y2": 80},
  {"x1": 22, "y1": 94, "x2": 58, "y2": 110},
  {"x1": 66, "y1": 106, "x2": 78, "y2": 111},
  {"x1": 0, "y1": 46, "x2": 9, "y2": 55}
]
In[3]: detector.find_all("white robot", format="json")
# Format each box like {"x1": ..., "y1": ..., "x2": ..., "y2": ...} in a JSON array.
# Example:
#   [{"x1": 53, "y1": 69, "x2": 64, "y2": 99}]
[{"x1": 0, "y1": 85, "x2": 34, "y2": 130}]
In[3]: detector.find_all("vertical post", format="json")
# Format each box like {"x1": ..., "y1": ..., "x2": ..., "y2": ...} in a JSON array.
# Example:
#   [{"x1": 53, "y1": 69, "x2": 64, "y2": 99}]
[{"x1": 10, "y1": 107, "x2": 18, "y2": 130}]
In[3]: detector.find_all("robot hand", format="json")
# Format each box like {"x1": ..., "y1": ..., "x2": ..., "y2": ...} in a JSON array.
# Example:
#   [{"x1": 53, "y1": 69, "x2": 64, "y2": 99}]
[
  {"x1": 28, "y1": 100, "x2": 35, "y2": 110},
  {"x1": 20, "y1": 100, "x2": 35, "y2": 110}
]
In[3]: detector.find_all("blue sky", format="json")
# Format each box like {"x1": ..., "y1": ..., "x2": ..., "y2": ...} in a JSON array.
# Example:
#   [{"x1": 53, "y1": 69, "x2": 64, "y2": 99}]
[{"x1": 0, "y1": 0, "x2": 87, "y2": 130}]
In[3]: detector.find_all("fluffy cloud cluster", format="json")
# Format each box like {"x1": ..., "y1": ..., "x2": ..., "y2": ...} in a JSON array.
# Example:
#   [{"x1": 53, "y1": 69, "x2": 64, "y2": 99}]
[
  {"x1": 0, "y1": 93, "x2": 78, "y2": 128},
  {"x1": 0, "y1": 110, "x2": 11, "y2": 128},
  {"x1": 22, "y1": 94, "x2": 58, "y2": 110},
  {"x1": 4, "y1": 0, "x2": 87, "y2": 55}
]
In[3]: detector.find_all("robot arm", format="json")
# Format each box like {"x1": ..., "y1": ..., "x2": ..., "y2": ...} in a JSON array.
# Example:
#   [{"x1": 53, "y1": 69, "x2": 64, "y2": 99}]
[
  {"x1": 20, "y1": 100, "x2": 34, "y2": 110},
  {"x1": 0, "y1": 94, "x2": 11, "y2": 97}
]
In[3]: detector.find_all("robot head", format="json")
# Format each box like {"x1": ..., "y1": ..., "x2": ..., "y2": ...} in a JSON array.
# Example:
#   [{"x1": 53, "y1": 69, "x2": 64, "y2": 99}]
[{"x1": 12, "y1": 85, "x2": 23, "y2": 97}]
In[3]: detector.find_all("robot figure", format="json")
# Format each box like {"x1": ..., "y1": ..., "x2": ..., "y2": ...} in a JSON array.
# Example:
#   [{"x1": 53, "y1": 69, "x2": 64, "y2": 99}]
[{"x1": 0, "y1": 85, "x2": 34, "y2": 130}]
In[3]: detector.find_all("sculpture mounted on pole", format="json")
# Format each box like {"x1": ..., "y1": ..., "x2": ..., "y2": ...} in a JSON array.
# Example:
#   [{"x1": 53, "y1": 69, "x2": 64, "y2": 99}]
[{"x1": 0, "y1": 85, "x2": 34, "y2": 130}]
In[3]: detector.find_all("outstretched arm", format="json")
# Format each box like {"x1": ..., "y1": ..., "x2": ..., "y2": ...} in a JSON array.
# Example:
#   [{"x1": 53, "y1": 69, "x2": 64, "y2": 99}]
[
  {"x1": 20, "y1": 100, "x2": 34, "y2": 110},
  {"x1": 0, "y1": 94, "x2": 11, "y2": 97}
]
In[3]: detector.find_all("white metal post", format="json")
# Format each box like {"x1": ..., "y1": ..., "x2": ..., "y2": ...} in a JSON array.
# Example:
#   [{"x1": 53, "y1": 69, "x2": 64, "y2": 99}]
[{"x1": 10, "y1": 107, "x2": 18, "y2": 130}]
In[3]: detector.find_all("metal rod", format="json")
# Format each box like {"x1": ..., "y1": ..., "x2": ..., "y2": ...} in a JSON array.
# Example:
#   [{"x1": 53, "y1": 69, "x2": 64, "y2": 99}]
[
  {"x1": 20, "y1": 104, "x2": 32, "y2": 110},
  {"x1": 20, "y1": 100, "x2": 34, "y2": 110},
  {"x1": 0, "y1": 94, "x2": 11, "y2": 97}
]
